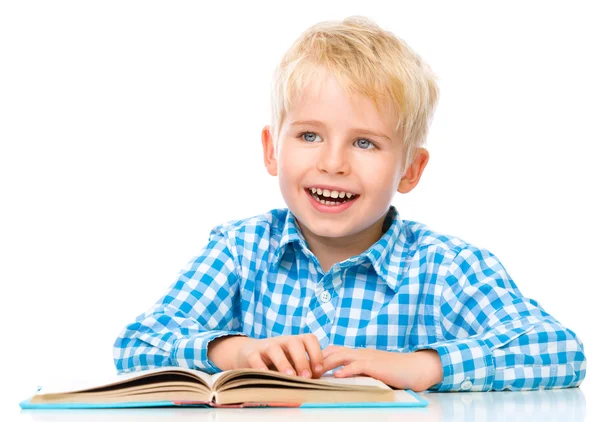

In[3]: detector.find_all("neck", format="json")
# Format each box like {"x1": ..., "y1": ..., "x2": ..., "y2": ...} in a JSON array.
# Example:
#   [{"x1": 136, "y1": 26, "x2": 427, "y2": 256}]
[{"x1": 296, "y1": 213, "x2": 388, "y2": 272}]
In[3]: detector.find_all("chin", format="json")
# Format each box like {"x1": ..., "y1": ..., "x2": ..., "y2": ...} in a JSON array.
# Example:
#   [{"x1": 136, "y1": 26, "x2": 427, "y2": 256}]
[{"x1": 303, "y1": 221, "x2": 359, "y2": 239}]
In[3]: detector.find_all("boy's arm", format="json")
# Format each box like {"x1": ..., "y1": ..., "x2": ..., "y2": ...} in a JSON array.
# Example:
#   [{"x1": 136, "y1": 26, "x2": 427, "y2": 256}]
[
  {"x1": 113, "y1": 231, "x2": 246, "y2": 374},
  {"x1": 417, "y1": 246, "x2": 586, "y2": 391}
]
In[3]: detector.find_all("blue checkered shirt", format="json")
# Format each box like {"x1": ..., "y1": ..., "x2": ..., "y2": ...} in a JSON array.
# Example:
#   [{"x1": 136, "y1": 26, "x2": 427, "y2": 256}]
[{"x1": 113, "y1": 206, "x2": 586, "y2": 391}]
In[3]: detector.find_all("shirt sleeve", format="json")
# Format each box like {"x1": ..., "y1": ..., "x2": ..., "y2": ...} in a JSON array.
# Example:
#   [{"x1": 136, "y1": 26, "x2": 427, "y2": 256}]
[
  {"x1": 113, "y1": 229, "x2": 246, "y2": 374},
  {"x1": 418, "y1": 246, "x2": 586, "y2": 391}
]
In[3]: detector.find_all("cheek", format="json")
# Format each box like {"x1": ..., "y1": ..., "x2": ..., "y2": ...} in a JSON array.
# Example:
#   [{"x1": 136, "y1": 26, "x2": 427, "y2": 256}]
[
  {"x1": 277, "y1": 154, "x2": 303, "y2": 191},
  {"x1": 279, "y1": 144, "x2": 312, "y2": 175},
  {"x1": 360, "y1": 158, "x2": 398, "y2": 188},
  {"x1": 277, "y1": 140, "x2": 296, "y2": 168}
]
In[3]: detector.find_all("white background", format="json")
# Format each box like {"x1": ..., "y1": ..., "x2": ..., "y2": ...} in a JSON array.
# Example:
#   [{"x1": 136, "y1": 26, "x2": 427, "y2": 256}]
[{"x1": 1, "y1": 0, "x2": 599, "y2": 419}]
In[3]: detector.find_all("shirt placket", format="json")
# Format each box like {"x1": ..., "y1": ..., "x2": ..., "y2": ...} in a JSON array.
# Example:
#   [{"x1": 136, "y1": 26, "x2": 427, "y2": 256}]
[{"x1": 304, "y1": 265, "x2": 343, "y2": 349}]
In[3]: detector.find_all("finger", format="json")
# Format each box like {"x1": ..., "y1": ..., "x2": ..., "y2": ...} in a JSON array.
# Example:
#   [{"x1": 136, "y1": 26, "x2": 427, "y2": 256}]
[
  {"x1": 302, "y1": 335, "x2": 325, "y2": 375},
  {"x1": 245, "y1": 350, "x2": 269, "y2": 371},
  {"x1": 321, "y1": 350, "x2": 354, "y2": 373},
  {"x1": 262, "y1": 343, "x2": 296, "y2": 376},
  {"x1": 284, "y1": 338, "x2": 312, "y2": 378},
  {"x1": 322, "y1": 345, "x2": 345, "y2": 360},
  {"x1": 334, "y1": 360, "x2": 367, "y2": 378}
]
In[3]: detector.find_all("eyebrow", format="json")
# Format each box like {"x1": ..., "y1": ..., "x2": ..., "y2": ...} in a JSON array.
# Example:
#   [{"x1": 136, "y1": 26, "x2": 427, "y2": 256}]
[{"x1": 290, "y1": 120, "x2": 392, "y2": 142}]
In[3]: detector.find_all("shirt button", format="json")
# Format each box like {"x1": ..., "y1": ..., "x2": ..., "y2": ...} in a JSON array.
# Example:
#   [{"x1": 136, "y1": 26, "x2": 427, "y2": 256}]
[
  {"x1": 460, "y1": 379, "x2": 473, "y2": 391},
  {"x1": 319, "y1": 291, "x2": 331, "y2": 303}
]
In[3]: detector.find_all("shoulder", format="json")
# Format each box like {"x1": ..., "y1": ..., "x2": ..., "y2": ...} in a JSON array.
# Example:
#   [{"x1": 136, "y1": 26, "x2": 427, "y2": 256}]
[
  {"x1": 402, "y1": 220, "x2": 511, "y2": 289},
  {"x1": 402, "y1": 219, "x2": 469, "y2": 256},
  {"x1": 401, "y1": 220, "x2": 501, "y2": 269},
  {"x1": 208, "y1": 208, "x2": 288, "y2": 247},
  {"x1": 205, "y1": 208, "x2": 289, "y2": 277}
]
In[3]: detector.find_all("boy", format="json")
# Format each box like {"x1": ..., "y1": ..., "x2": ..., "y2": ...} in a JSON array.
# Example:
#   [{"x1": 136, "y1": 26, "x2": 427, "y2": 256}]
[{"x1": 113, "y1": 16, "x2": 586, "y2": 392}]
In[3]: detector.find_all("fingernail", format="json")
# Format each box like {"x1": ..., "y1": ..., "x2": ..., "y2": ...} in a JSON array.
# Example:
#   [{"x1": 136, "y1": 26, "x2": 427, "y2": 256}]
[
  {"x1": 285, "y1": 368, "x2": 295, "y2": 376},
  {"x1": 301, "y1": 370, "x2": 311, "y2": 378},
  {"x1": 315, "y1": 364, "x2": 323, "y2": 372}
]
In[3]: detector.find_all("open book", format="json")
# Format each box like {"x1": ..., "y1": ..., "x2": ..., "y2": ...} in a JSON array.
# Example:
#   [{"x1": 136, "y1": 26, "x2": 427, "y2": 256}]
[{"x1": 20, "y1": 366, "x2": 427, "y2": 409}]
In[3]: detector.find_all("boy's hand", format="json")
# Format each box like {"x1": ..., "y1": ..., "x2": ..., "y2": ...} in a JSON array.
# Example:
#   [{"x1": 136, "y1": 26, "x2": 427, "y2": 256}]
[
  {"x1": 208, "y1": 334, "x2": 324, "y2": 379},
  {"x1": 320, "y1": 345, "x2": 443, "y2": 392}
]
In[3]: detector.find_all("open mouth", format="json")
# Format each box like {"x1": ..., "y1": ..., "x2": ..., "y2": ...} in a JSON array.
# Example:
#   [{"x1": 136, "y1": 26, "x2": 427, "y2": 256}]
[{"x1": 305, "y1": 188, "x2": 360, "y2": 206}]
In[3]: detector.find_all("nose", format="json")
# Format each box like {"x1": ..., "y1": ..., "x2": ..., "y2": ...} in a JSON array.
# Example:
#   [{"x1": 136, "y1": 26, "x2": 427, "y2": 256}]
[{"x1": 316, "y1": 140, "x2": 351, "y2": 175}]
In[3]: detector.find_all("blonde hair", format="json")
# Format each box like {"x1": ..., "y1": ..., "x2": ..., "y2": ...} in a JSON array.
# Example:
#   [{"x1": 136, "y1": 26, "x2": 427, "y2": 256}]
[{"x1": 270, "y1": 16, "x2": 440, "y2": 173}]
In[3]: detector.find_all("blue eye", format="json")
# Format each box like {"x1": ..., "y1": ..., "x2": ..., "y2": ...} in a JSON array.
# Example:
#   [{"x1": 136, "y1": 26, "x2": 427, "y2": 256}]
[
  {"x1": 355, "y1": 139, "x2": 375, "y2": 149},
  {"x1": 298, "y1": 132, "x2": 376, "y2": 150},
  {"x1": 300, "y1": 132, "x2": 321, "y2": 143}
]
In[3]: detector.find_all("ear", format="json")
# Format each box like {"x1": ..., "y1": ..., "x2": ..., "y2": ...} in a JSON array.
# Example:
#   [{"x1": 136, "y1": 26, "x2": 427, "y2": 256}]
[
  {"x1": 262, "y1": 125, "x2": 278, "y2": 176},
  {"x1": 398, "y1": 148, "x2": 429, "y2": 194}
]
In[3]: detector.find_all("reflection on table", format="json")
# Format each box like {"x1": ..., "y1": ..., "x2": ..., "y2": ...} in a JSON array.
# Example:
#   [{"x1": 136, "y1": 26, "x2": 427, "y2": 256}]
[{"x1": 426, "y1": 387, "x2": 586, "y2": 421}]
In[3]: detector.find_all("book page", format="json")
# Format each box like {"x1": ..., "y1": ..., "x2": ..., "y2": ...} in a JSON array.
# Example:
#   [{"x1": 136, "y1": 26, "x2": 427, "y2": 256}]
[
  {"x1": 35, "y1": 366, "x2": 213, "y2": 395},
  {"x1": 209, "y1": 370, "x2": 229, "y2": 385},
  {"x1": 317, "y1": 375, "x2": 390, "y2": 389},
  {"x1": 213, "y1": 368, "x2": 391, "y2": 392},
  {"x1": 216, "y1": 385, "x2": 398, "y2": 405}
]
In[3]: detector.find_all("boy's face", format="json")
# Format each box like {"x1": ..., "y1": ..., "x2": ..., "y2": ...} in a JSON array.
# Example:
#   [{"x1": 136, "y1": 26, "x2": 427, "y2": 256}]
[{"x1": 263, "y1": 69, "x2": 425, "y2": 244}]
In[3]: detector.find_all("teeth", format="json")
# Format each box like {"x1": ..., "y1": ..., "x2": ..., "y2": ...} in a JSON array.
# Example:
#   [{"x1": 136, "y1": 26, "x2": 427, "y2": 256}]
[{"x1": 309, "y1": 187, "x2": 355, "y2": 198}]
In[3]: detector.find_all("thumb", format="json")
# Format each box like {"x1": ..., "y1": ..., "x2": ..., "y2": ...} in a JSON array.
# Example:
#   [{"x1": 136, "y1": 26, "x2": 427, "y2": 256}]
[{"x1": 334, "y1": 361, "x2": 365, "y2": 378}]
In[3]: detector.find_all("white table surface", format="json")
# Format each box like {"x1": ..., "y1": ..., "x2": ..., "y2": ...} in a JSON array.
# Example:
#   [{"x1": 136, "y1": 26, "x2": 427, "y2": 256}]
[{"x1": 11, "y1": 387, "x2": 590, "y2": 422}]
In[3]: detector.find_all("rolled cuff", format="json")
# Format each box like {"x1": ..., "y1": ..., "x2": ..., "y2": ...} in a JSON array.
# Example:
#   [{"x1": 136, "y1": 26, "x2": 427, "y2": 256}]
[
  {"x1": 416, "y1": 338, "x2": 495, "y2": 392},
  {"x1": 170, "y1": 331, "x2": 247, "y2": 374}
]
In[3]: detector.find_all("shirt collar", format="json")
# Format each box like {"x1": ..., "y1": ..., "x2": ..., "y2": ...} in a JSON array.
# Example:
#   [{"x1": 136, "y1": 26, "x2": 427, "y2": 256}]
[
  {"x1": 271, "y1": 209, "x2": 307, "y2": 267},
  {"x1": 362, "y1": 205, "x2": 405, "y2": 292},
  {"x1": 273, "y1": 206, "x2": 405, "y2": 292}
]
